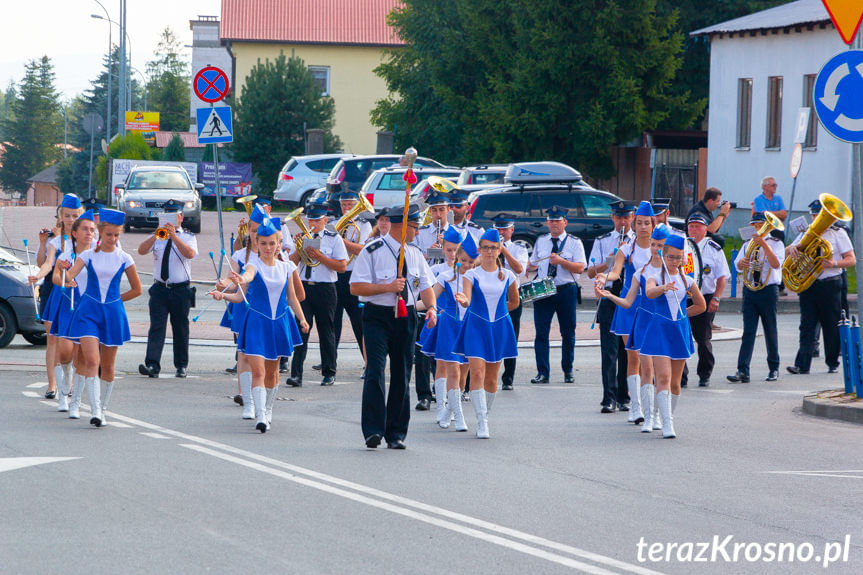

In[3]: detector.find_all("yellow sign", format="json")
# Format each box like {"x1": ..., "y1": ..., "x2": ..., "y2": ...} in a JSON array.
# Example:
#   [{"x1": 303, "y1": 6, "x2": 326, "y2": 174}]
[
  {"x1": 125, "y1": 111, "x2": 160, "y2": 144},
  {"x1": 821, "y1": 0, "x2": 863, "y2": 44}
]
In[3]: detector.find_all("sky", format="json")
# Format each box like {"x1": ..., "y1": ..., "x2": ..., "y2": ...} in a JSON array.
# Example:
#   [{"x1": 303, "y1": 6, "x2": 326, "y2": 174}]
[{"x1": 0, "y1": 0, "x2": 222, "y2": 101}]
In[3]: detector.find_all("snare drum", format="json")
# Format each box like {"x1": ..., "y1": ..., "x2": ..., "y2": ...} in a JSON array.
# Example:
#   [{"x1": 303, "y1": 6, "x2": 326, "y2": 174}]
[{"x1": 518, "y1": 278, "x2": 557, "y2": 304}]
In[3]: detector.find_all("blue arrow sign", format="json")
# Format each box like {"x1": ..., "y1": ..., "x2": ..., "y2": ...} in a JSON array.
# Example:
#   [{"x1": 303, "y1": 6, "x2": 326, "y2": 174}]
[
  {"x1": 813, "y1": 50, "x2": 863, "y2": 143},
  {"x1": 196, "y1": 106, "x2": 233, "y2": 144}
]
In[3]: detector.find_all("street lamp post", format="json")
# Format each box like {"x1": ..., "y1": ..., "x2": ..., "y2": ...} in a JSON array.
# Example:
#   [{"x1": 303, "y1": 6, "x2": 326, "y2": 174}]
[
  {"x1": 41, "y1": 95, "x2": 67, "y2": 158},
  {"x1": 92, "y1": 10, "x2": 132, "y2": 133},
  {"x1": 91, "y1": 1, "x2": 111, "y2": 143},
  {"x1": 131, "y1": 67, "x2": 147, "y2": 111}
]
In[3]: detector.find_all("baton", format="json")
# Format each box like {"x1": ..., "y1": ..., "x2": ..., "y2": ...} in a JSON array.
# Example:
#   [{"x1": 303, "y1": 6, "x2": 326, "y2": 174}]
[
  {"x1": 209, "y1": 250, "x2": 231, "y2": 317},
  {"x1": 223, "y1": 250, "x2": 249, "y2": 306},
  {"x1": 22, "y1": 239, "x2": 40, "y2": 320},
  {"x1": 61, "y1": 235, "x2": 68, "y2": 295},
  {"x1": 69, "y1": 252, "x2": 76, "y2": 311},
  {"x1": 658, "y1": 249, "x2": 683, "y2": 318},
  {"x1": 192, "y1": 285, "x2": 234, "y2": 322},
  {"x1": 589, "y1": 258, "x2": 601, "y2": 329}
]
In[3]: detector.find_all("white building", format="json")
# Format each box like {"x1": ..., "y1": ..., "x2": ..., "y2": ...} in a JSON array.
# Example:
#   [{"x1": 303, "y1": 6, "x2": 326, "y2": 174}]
[
  {"x1": 692, "y1": 0, "x2": 854, "y2": 230},
  {"x1": 188, "y1": 16, "x2": 234, "y2": 131}
]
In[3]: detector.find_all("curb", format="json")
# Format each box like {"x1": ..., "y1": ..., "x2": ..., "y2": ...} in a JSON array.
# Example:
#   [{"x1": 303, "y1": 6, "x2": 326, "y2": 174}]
[{"x1": 802, "y1": 390, "x2": 863, "y2": 425}]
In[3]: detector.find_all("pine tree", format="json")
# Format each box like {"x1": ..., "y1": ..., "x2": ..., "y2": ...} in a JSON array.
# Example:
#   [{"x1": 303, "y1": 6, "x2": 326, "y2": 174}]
[
  {"x1": 163, "y1": 133, "x2": 186, "y2": 161},
  {"x1": 146, "y1": 28, "x2": 190, "y2": 132}
]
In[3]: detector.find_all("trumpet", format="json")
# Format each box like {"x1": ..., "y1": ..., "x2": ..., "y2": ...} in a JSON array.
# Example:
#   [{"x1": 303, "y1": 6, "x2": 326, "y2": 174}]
[
  {"x1": 334, "y1": 192, "x2": 374, "y2": 264},
  {"x1": 285, "y1": 207, "x2": 320, "y2": 268},
  {"x1": 742, "y1": 211, "x2": 784, "y2": 291},
  {"x1": 236, "y1": 194, "x2": 258, "y2": 246},
  {"x1": 155, "y1": 227, "x2": 169, "y2": 240}
]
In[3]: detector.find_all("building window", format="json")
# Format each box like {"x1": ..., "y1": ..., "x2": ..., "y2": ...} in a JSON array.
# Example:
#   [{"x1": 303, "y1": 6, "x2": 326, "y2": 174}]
[
  {"x1": 736, "y1": 78, "x2": 752, "y2": 149},
  {"x1": 803, "y1": 74, "x2": 818, "y2": 149},
  {"x1": 766, "y1": 76, "x2": 783, "y2": 149},
  {"x1": 309, "y1": 66, "x2": 330, "y2": 96}
]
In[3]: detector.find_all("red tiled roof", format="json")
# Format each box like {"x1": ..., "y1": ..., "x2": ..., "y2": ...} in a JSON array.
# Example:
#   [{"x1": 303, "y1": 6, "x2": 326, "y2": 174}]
[{"x1": 221, "y1": 0, "x2": 404, "y2": 46}]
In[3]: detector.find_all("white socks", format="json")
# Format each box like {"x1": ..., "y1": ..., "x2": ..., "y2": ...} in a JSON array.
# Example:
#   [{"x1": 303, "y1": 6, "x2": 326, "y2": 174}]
[
  {"x1": 252, "y1": 386, "x2": 267, "y2": 433},
  {"x1": 627, "y1": 375, "x2": 643, "y2": 423},
  {"x1": 87, "y1": 377, "x2": 102, "y2": 427},
  {"x1": 448, "y1": 389, "x2": 467, "y2": 432},
  {"x1": 240, "y1": 372, "x2": 254, "y2": 419},
  {"x1": 640, "y1": 384, "x2": 655, "y2": 433},
  {"x1": 657, "y1": 390, "x2": 676, "y2": 438},
  {"x1": 471, "y1": 390, "x2": 489, "y2": 439},
  {"x1": 69, "y1": 374, "x2": 85, "y2": 419},
  {"x1": 434, "y1": 378, "x2": 448, "y2": 426}
]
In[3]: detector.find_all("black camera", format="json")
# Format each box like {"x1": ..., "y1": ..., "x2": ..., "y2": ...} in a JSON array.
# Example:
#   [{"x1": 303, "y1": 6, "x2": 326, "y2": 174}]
[{"x1": 722, "y1": 201, "x2": 737, "y2": 209}]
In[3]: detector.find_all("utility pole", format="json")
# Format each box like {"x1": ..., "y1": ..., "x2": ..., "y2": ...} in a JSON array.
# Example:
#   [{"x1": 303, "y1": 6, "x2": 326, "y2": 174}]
[{"x1": 117, "y1": 0, "x2": 126, "y2": 136}]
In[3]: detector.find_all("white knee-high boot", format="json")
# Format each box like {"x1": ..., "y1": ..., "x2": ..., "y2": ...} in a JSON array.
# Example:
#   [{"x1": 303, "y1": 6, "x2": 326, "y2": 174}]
[
  {"x1": 100, "y1": 380, "x2": 115, "y2": 426},
  {"x1": 671, "y1": 393, "x2": 679, "y2": 414},
  {"x1": 87, "y1": 377, "x2": 102, "y2": 427},
  {"x1": 471, "y1": 390, "x2": 489, "y2": 439},
  {"x1": 252, "y1": 386, "x2": 267, "y2": 433},
  {"x1": 239, "y1": 372, "x2": 254, "y2": 419},
  {"x1": 657, "y1": 390, "x2": 676, "y2": 438},
  {"x1": 68, "y1": 374, "x2": 85, "y2": 419},
  {"x1": 56, "y1": 364, "x2": 69, "y2": 412},
  {"x1": 640, "y1": 384, "x2": 655, "y2": 433},
  {"x1": 486, "y1": 391, "x2": 495, "y2": 414},
  {"x1": 449, "y1": 389, "x2": 467, "y2": 431},
  {"x1": 434, "y1": 378, "x2": 448, "y2": 426},
  {"x1": 627, "y1": 374, "x2": 643, "y2": 423},
  {"x1": 264, "y1": 385, "x2": 278, "y2": 430}
]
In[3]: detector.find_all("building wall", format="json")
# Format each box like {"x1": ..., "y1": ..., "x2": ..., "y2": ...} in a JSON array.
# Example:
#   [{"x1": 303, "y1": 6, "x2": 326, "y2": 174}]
[
  {"x1": 229, "y1": 42, "x2": 392, "y2": 155},
  {"x1": 706, "y1": 26, "x2": 850, "y2": 232},
  {"x1": 27, "y1": 183, "x2": 61, "y2": 206}
]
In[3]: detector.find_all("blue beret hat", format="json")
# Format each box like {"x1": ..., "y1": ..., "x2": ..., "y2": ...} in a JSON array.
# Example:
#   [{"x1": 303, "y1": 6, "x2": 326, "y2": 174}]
[
  {"x1": 664, "y1": 234, "x2": 685, "y2": 250},
  {"x1": 77, "y1": 209, "x2": 96, "y2": 222},
  {"x1": 461, "y1": 232, "x2": 479, "y2": 259},
  {"x1": 250, "y1": 204, "x2": 268, "y2": 224},
  {"x1": 256, "y1": 218, "x2": 279, "y2": 237},
  {"x1": 635, "y1": 201, "x2": 655, "y2": 218},
  {"x1": 651, "y1": 224, "x2": 669, "y2": 240},
  {"x1": 60, "y1": 194, "x2": 82, "y2": 210},
  {"x1": 443, "y1": 226, "x2": 463, "y2": 244},
  {"x1": 99, "y1": 208, "x2": 125, "y2": 226},
  {"x1": 480, "y1": 228, "x2": 501, "y2": 243}
]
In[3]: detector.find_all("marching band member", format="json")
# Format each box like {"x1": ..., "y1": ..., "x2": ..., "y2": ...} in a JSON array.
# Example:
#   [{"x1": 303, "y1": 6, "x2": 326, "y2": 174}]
[
  {"x1": 527, "y1": 206, "x2": 587, "y2": 384},
  {"x1": 63, "y1": 209, "x2": 142, "y2": 427},
  {"x1": 493, "y1": 214, "x2": 528, "y2": 391},
  {"x1": 29, "y1": 193, "x2": 82, "y2": 400},
  {"x1": 350, "y1": 204, "x2": 437, "y2": 450},
  {"x1": 600, "y1": 201, "x2": 654, "y2": 423},
  {"x1": 453, "y1": 229, "x2": 519, "y2": 439},
  {"x1": 416, "y1": 190, "x2": 453, "y2": 254},
  {"x1": 652, "y1": 199, "x2": 685, "y2": 237},
  {"x1": 287, "y1": 200, "x2": 348, "y2": 387},
  {"x1": 334, "y1": 191, "x2": 372, "y2": 364},
  {"x1": 449, "y1": 192, "x2": 484, "y2": 242},
  {"x1": 587, "y1": 201, "x2": 635, "y2": 412},
  {"x1": 137, "y1": 200, "x2": 198, "y2": 379},
  {"x1": 727, "y1": 213, "x2": 785, "y2": 383},
  {"x1": 786, "y1": 198, "x2": 855, "y2": 376},
  {"x1": 213, "y1": 218, "x2": 308, "y2": 433},
  {"x1": 429, "y1": 225, "x2": 461, "y2": 277},
  {"x1": 49, "y1": 210, "x2": 97, "y2": 413},
  {"x1": 685, "y1": 213, "x2": 730, "y2": 386},
  {"x1": 419, "y1": 231, "x2": 477, "y2": 430}
]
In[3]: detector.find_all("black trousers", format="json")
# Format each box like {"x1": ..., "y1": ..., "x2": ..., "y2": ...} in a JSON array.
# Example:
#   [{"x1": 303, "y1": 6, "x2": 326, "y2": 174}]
[
  {"x1": 501, "y1": 303, "x2": 523, "y2": 387},
  {"x1": 334, "y1": 270, "x2": 364, "y2": 356},
  {"x1": 737, "y1": 285, "x2": 779, "y2": 376},
  {"x1": 361, "y1": 303, "x2": 416, "y2": 443},
  {"x1": 292, "y1": 282, "x2": 337, "y2": 379},
  {"x1": 689, "y1": 293, "x2": 716, "y2": 380},
  {"x1": 794, "y1": 277, "x2": 843, "y2": 371},
  {"x1": 145, "y1": 282, "x2": 193, "y2": 371},
  {"x1": 414, "y1": 314, "x2": 432, "y2": 400},
  {"x1": 598, "y1": 298, "x2": 628, "y2": 407}
]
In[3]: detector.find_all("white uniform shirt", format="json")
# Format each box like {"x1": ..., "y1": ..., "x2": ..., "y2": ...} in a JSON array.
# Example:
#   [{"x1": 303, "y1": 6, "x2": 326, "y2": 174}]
[
  {"x1": 735, "y1": 236, "x2": 785, "y2": 287},
  {"x1": 588, "y1": 229, "x2": 633, "y2": 288},
  {"x1": 695, "y1": 237, "x2": 730, "y2": 295},
  {"x1": 350, "y1": 234, "x2": 435, "y2": 307},
  {"x1": 501, "y1": 239, "x2": 529, "y2": 285},
  {"x1": 790, "y1": 226, "x2": 853, "y2": 280},
  {"x1": 151, "y1": 230, "x2": 197, "y2": 284},
  {"x1": 530, "y1": 233, "x2": 587, "y2": 286},
  {"x1": 343, "y1": 219, "x2": 372, "y2": 272},
  {"x1": 296, "y1": 230, "x2": 348, "y2": 283},
  {"x1": 452, "y1": 219, "x2": 484, "y2": 242},
  {"x1": 430, "y1": 261, "x2": 454, "y2": 278},
  {"x1": 416, "y1": 222, "x2": 453, "y2": 254}
]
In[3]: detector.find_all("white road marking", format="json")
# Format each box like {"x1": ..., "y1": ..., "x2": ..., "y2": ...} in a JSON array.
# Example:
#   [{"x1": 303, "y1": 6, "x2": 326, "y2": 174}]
[
  {"x1": 766, "y1": 470, "x2": 863, "y2": 479},
  {"x1": 0, "y1": 457, "x2": 80, "y2": 474},
  {"x1": 22, "y1": 391, "x2": 42, "y2": 398},
  {"x1": 701, "y1": 389, "x2": 734, "y2": 394},
  {"x1": 108, "y1": 422, "x2": 133, "y2": 429},
  {"x1": 27, "y1": 382, "x2": 47, "y2": 388},
  {"x1": 140, "y1": 432, "x2": 170, "y2": 439},
  {"x1": 39, "y1": 400, "x2": 56, "y2": 407}
]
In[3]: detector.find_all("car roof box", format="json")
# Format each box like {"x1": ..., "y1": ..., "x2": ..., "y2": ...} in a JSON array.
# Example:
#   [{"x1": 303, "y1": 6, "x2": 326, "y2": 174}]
[{"x1": 504, "y1": 162, "x2": 582, "y2": 184}]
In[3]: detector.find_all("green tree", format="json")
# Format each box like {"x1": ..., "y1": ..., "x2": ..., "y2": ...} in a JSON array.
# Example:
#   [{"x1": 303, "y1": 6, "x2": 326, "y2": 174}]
[
  {"x1": 0, "y1": 57, "x2": 63, "y2": 194},
  {"x1": 233, "y1": 52, "x2": 342, "y2": 189},
  {"x1": 163, "y1": 133, "x2": 186, "y2": 161},
  {"x1": 93, "y1": 131, "x2": 153, "y2": 196},
  {"x1": 146, "y1": 28, "x2": 190, "y2": 132}
]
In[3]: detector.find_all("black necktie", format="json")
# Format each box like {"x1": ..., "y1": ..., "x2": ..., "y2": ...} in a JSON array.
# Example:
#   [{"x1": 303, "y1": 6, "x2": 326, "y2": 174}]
[
  {"x1": 400, "y1": 256, "x2": 409, "y2": 303},
  {"x1": 549, "y1": 237, "x2": 560, "y2": 278},
  {"x1": 160, "y1": 239, "x2": 173, "y2": 282},
  {"x1": 305, "y1": 233, "x2": 318, "y2": 279}
]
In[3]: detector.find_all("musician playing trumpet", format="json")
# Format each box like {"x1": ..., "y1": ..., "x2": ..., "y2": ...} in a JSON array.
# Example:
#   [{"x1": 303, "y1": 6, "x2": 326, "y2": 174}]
[
  {"x1": 416, "y1": 192, "x2": 452, "y2": 253},
  {"x1": 785, "y1": 198, "x2": 855, "y2": 376}
]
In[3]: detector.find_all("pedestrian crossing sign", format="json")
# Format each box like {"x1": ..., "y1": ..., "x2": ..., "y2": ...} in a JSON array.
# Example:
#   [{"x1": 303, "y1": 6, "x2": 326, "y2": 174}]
[{"x1": 196, "y1": 106, "x2": 233, "y2": 144}]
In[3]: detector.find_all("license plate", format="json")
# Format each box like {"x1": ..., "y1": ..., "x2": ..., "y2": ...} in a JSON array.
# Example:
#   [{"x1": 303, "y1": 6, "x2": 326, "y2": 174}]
[{"x1": 149, "y1": 210, "x2": 162, "y2": 218}]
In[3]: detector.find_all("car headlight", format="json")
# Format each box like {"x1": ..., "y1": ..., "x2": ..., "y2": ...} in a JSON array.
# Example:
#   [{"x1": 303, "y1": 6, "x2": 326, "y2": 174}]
[
  {"x1": 185, "y1": 201, "x2": 196, "y2": 209},
  {"x1": 126, "y1": 200, "x2": 143, "y2": 208}
]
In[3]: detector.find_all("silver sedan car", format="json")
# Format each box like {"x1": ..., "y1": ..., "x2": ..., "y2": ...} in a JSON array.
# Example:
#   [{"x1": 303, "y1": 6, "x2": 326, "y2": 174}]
[{"x1": 117, "y1": 165, "x2": 204, "y2": 233}]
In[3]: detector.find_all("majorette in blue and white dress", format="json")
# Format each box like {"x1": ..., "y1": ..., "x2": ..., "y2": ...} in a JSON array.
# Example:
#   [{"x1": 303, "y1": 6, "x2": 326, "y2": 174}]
[
  {"x1": 220, "y1": 248, "x2": 259, "y2": 334},
  {"x1": 236, "y1": 258, "x2": 302, "y2": 360},
  {"x1": 418, "y1": 268, "x2": 468, "y2": 364},
  {"x1": 50, "y1": 241, "x2": 96, "y2": 339},
  {"x1": 637, "y1": 269, "x2": 695, "y2": 360},
  {"x1": 610, "y1": 240, "x2": 652, "y2": 337},
  {"x1": 625, "y1": 263, "x2": 663, "y2": 352},
  {"x1": 66, "y1": 248, "x2": 135, "y2": 347},
  {"x1": 453, "y1": 267, "x2": 518, "y2": 362}
]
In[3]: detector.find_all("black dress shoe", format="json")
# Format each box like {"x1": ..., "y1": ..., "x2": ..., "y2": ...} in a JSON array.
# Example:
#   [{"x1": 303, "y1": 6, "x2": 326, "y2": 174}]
[
  {"x1": 233, "y1": 394, "x2": 244, "y2": 406},
  {"x1": 225, "y1": 364, "x2": 237, "y2": 374},
  {"x1": 44, "y1": 389, "x2": 56, "y2": 399},
  {"x1": 726, "y1": 372, "x2": 750, "y2": 383},
  {"x1": 600, "y1": 404, "x2": 615, "y2": 413},
  {"x1": 501, "y1": 382, "x2": 513, "y2": 390},
  {"x1": 698, "y1": 378, "x2": 710, "y2": 387},
  {"x1": 312, "y1": 363, "x2": 323, "y2": 371},
  {"x1": 285, "y1": 376, "x2": 302, "y2": 387},
  {"x1": 564, "y1": 373, "x2": 574, "y2": 383},
  {"x1": 530, "y1": 374, "x2": 549, "y2": 384},
  {"x1": 828, "y1": 366, "x2": 839, "y2": 374},
  {"x1": 786, "y1": 366, "x2": 809, "y2": 375},
  {"x1": 360, "y1": 368, "x2": 366, "y2": 380},
  {"x1": 321, "y1": 376, "x2": 335, "y2": 386},
  {"x1": 415, "y1": 398, "x2": 431, "y2": 411},
  {"x1": 138, "y1": 363, "x2": 159, "y2": 378},
  {"x1": 765, "y1": 370, "x2": 778, "y2": 382},
  {"x1": 618, "y1": 402, "x2": 630, "y2": 412},
  {"x1": 365, "y1": 434, "x2": 382, "y2": 449},
  {"x1": 387, "y1": 439, "x2": 406, "y2": 450},
  {"x1": 175, "y1": 368, "x2": 187, "y2": 378}
]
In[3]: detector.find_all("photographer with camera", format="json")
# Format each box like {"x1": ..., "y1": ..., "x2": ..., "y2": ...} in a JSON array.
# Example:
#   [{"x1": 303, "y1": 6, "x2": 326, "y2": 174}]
[{"x1": 687, "y1": 187, "x2": 732, "y2": 246}]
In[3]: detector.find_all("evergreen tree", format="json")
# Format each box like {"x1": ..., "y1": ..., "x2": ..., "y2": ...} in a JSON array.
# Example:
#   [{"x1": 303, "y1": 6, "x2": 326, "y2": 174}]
[
  {"x1": 233, "y1": 52, "x2": 342, "y2": 190},
  {"x1": 146, "y1": 28, "x2": 190, "y2": 132},
  {"x1": 163, "y1": 133, "x2": 186, "y2": 161},
  {"x1": 0, "y1": 57, "x2": 63, "y2": 194}
]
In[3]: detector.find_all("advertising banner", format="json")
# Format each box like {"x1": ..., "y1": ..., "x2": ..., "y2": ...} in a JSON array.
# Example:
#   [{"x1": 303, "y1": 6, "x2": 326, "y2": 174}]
[
  {"x1": 125, "y1": 111, "x2": 160, "y2": 144},
  {"x1": 199, "y1": 162, "x2": 253, "y2": 197}
]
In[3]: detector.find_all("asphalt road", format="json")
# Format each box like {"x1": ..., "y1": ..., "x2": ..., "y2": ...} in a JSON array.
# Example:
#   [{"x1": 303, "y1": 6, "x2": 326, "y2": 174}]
[{"x1": 2, "y1": 312, "x2": 862, "y2": 574}]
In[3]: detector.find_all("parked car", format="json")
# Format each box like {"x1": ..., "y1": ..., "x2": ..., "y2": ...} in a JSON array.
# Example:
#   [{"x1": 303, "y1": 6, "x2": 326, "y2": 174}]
[
  {"x1": 361, "y1": 166, "x2": 462, "y2": 209},
  {"x1": 0, "y1": 247, "x2": 46, "y2": 348},
  {"x1": 273, "y1": 153, "x2": 353, "y2": 206},
  {"x1": 325, "y1": 154, "x2": 444, "y2": 200},
  {"x1": 116, "y1": 165, "x2": 204, "y2": 233},
  {"x1": 456, "y1": 164, "x2": 509, "y2": 186}
]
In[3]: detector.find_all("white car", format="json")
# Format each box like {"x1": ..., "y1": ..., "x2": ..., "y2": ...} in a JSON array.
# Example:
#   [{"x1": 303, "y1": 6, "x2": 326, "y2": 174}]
[
  {"x1": 360, "y1": 166, "x2": 461, "y2": 209},
  {"x1": 273, "y1": 154, "x2": 353, "y2": 205}
]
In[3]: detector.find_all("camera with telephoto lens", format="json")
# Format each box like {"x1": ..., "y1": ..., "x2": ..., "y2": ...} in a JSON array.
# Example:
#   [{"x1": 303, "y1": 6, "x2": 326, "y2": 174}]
[{"x1": 722, "y1": 201, "x2": 737, "y2": 209}]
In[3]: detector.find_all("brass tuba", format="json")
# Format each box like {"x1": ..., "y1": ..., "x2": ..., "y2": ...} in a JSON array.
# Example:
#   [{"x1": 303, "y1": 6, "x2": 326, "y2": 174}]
[
  {"x1": 285, "y1": 207, "x2": 320, "y2": 268},
  {"x1": 235, "y1": 194, "x2": 258, "y2": 246},
  {"x1": 742, "y1": 211, "x2": 785, "y2": 291},
  {"x1": 334, "y1": 192, "x2": 374, "y2": 264},
  {"x1": 782, "y1": 193, "x2": 852, "y2": 293}
]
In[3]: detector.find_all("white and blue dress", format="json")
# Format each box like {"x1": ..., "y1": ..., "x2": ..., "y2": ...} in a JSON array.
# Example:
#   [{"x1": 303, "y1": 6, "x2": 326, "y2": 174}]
[
  {"x1": 49, "y1": 241, "x2": 96, "y2": 339},
  {"x1": 220, "y1": 248, "x2": 259, "y2": 334},
  {"x1": 610, "y1": 241, "x2": 652, "y2": 337},
  {"x1": 625, "y1": 263, "x2": 664, "y2": 352},
  {"x1": 39, "y1": 236, "x2": 66, "y2": 321},
  {"x1": 236, "y1": 258, "x2": 302, "y2": 360},
  {"x1": 637, "y1": 269, "x2": 695, "y2": 360},
  {"x1": 66, "y1": 248, "x2": 135, "y2": 347},
  {"x1": 418, "y1": 268, "x2": 468, "y2": 364},
  {"x1": 453, "y1": 267, "x2": 518, "y2": 362}
]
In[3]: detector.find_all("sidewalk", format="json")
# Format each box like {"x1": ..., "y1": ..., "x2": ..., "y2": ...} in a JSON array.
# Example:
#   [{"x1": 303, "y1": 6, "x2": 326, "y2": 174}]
[{"x1": 802, "y1": 389, "x2": 863, "y2": 424}]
